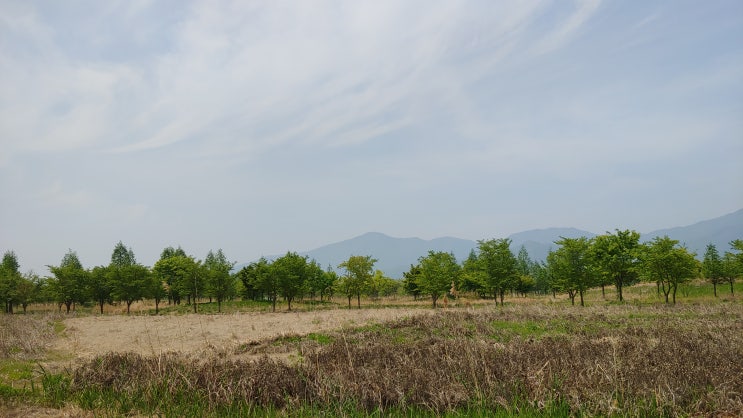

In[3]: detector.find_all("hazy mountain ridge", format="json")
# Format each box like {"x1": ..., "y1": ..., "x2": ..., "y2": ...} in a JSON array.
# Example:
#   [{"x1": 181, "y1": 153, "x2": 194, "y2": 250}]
[
  {"x1": 238, "y1": 210, "x2": 743, "y2": 278},
  {"x1": 642, "y1": 208, "x2": 743, "y2": 256}
]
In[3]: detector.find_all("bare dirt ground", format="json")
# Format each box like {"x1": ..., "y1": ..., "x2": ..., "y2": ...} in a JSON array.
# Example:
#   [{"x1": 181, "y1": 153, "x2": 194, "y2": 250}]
[{"x1": 52, "y1": 308, "x2": 432, "y2": 363}]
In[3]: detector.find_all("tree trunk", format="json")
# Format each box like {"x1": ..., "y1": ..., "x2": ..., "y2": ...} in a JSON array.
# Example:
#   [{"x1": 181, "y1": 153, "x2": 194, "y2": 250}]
[
  {"x1": 357, "y1": 292, "x2": 361, "y2": 309},
  {"x1": 617, "y1": 281, "x2": 624, "y2": 302},
  {"x1": 347, "y1": 295, "x2": 352, "y2": 309},
  {"x1": 99, "y1": 300, "x2": 104, "y2": 314},
  {"x1": 661, "y1": 282, "x2": 670, "y2": 304},
  {"x1": 713, "y1": 283, "x2": 717, "y2": 297},
  {"x1": 579, "y1": 290, "x2": 585, "y2": 307},
  {"x1": 127, "y1": 301, "x2": 133, "y2": 315},
  {"x1": 272, "y1": 296, "x2": 277, "y2": 312},
  {"x1": 601, "y1": 284, "x2": 605, "y2": 299},
  {"x1": 217, "y1": 299, "x2": 222, "y2": 313},
  {"x1": 65, "y1": 301, "x2": 72, "y2": 314},
  {"x1": 155, "y1": 299, "x2": 160, "y2": 314},
  {"x1": 731, "y1": 280, "x2": 735, "y2": 295},
  {"x1": 287, "y1": 297, "x2": 292, "y2": 311},
  {"x1": 432, "y1": 295, "x2": 437, "y2": 308},
  {"x1": 672, "y1": 284, "x2": 677, "y2": 304},
  {"x1": 499, "y1": 289, "x2": 505, "y2": 306}
]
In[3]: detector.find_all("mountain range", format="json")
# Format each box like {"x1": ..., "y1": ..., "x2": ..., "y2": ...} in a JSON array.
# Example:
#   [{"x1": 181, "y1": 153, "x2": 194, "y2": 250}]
[{"x1": 239, "y1": 209, "x2": 743, "y2": 279}]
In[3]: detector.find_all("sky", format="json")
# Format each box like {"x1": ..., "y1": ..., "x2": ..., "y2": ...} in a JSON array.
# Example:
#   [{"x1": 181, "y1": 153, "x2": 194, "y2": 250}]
[{"x1": 1, "y1": 0, "x2": 742, "y2": 275}]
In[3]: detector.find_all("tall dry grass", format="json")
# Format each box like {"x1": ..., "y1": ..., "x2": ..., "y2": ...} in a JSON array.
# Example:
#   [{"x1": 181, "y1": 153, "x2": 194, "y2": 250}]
[
  {"x1": 69, "y1": 303, "x2": 743, "y2": 416},
  {"x1": 0, "y1": 314, "x2": 57, "y2": 359}
]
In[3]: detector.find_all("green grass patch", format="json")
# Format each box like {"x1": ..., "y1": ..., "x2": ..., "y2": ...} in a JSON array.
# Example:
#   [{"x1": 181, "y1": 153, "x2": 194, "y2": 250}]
[
  {"x1": 489, "y1": 319, "x2": 569, "y2": 341},
  {"x1": 0, "y1": 359, "x2": 35, "y2": 383}
]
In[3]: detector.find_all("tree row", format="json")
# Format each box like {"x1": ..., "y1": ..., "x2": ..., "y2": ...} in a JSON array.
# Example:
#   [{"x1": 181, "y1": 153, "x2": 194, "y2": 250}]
[{"x1": 1, "y1": 232, "x2": 742, "y2": 314}]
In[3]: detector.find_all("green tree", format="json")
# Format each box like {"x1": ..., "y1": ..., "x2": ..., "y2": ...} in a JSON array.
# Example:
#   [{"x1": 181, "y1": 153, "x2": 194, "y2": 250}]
[
  {"x1": 639, "y1": 236, "x2": 699, "y2": 304},
  {"x1": 702, "y1": 243, "x2": 724, "y2": 297},
  {"x1": 108, "y1": 242, "x2": 149, "y2": 315},
  {"x1": 724, "y1": 239, "x2": 743, "y2": 295},
  {"x1": 304, "y1": 261, "x2": 336, "y2": 301},
  {"x1": 153, "y1": 253, "x2": 202, "y2": 313},
  {"x1": 416, "y1": 251, "x2": 460, "y2": 308},
  {"x1": 476, "y1": 238, "x2": 518, "y2": 306},
  {"x1": 590, "y1": 230, "x2": 641, "y2": 302},
  {"x1": 154, "y1": 246, "x2": 187, "y2": 305},
  {"x1": 367, "y1": 270, "x2": 399, "y2": 299},
  {"x1": 515, "y1": 275, "x2": 536, "y2": 296},
  {"x1": 516, "y1": 246, "x2": 532, "y2": 277},
  {"x1": 402, "y1": 264, "x2": 423, "y2": 300},
  {"x1": 180, "y1": 258, "x2": 205, "y2": 313},
  {"x1": 0, "y1": 250, "x2": 22, "y2": 313},
  {"x1": 460, "y1": 250, "x2": 486, "y2": 296},
  {"x1": 547, "y1": 237, "x2": 594, "y2": 306},
  {"x1": 48, "y1": 250, "x2": 88, "y2": 313},
  {"x1": 338, "y1": 255, "x2": 376, "y2": 309},
  {"x1": 88, "y1": 265, "x2": 112, "y2": 314},
  {"x1": 320, "y1": 265, "x2": 339, "y2": 301},
  {"x1": 272, "y1": 252, "x2": 308, "y2": 311},
  {"x1": 531, "y1": 261, "x2": 552, "y2": 295},
  {"x1": 147, "y1": 266, "x2": 169, "y2": 314},
  {"x1": 16, "y1": 271, "x2": 40, "y2": 313},
  {"x1": 204, "y1": 249, "x2": 236, "y2": 312},
  {"x1": 236, "y1": 258, "x2": 272, "y2": 302}
]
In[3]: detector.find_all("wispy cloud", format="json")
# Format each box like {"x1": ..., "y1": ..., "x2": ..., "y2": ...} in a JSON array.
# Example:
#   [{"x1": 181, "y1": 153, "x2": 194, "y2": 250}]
[{"x1": 1, "y1": 1, "x2": 741, "y2": 273}]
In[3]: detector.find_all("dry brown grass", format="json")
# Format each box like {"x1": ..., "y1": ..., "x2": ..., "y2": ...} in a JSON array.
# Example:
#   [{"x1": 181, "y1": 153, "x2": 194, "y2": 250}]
[
  {"x1": 68, "y1": 303, "x2": 743, "y2": 416},
  {"x1": 0, "y1": 314, "x2": 57, "y2": 360}
]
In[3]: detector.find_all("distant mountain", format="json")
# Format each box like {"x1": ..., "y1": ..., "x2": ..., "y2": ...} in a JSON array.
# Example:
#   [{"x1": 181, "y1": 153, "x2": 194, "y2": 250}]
[
  {"x1": 299, "y1": 232, "x2": 476, "y2": 279},
  {"x1": 235, "y1": 210, "x2": 743, "y2": 278},
  {"x1": 508, "y1": 228, "x2": 596, "y2": 263},
  {"x1": 642, "y1": 208, "x2": 743, "y2": 256}
]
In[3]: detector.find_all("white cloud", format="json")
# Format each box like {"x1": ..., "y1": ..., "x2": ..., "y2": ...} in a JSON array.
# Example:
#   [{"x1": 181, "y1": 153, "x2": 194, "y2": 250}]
[
  {"x1": 1, "y1": 1, "x2": 741, "y2": 272},
  {"x1": 531, "y1": 0, "x2": 601, "y2": 55}
]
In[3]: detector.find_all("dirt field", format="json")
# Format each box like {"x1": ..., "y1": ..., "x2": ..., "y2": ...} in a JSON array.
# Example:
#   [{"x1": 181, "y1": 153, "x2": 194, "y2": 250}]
[{"x1": 53, "y1": 308, "x2": 431, "y2": 361}]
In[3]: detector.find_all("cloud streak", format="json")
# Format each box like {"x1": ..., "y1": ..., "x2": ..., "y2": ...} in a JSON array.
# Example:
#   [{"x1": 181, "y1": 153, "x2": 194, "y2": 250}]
[{"x1": 1, "y1": 0, "x2": 741, "y2": 274}]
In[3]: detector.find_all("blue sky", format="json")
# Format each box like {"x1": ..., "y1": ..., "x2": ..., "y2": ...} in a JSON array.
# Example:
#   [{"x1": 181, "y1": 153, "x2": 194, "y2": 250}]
[{"x1": 1, "y1": 0, "x2": 742, "y2": 274}]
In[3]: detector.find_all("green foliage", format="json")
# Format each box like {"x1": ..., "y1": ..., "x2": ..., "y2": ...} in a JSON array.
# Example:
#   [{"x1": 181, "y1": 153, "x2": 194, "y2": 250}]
[
  {"x1": 459, "y1": 250, "x2": 486, "y2": 295},
  {"x1": 366, "y1": 270, "x2": 399, "y2": 299},
  {"x1": 531, "y1": 261, "x2": 553, "y2": 295},
  {"x1": 204, "y1": 249, "x2": 236, "y2": 312},
  {"x1": 476, "y1": 238, "x2": 518, "y2": 305},
  {"x1": 337, "y1": 255, "x2": 376, "y2": 308},
  {"x1": 88, "y1": 265, "x2": 111, "y2": 314},
  {"x1": 304, "y1": 261, "x2": 336, "y2": 301},
  {"x1": 515, "y1": 275, "x2": 535, "y2": 296},
  {"x1": 416, "y1": 251, "x2": 460, "y2": 308},
  {"x1": 153, "y1": 253, "x2": 203, "y2": 313},
  {"x1": 590, "y1": 229, "x2": 641, "y2": 302},
  {"x1": 272, "y1": 252, "x2": 309, "y2": 311},
  {"x1": 702, "y1": 243, "x2": 724, "y2": 297},
  {"x1": 0, "y1": 250, "x2": 22, "y2": 313},
  {"x1": 236, "y1": 258, "x2": 272, "y2": 302},
  {"x1": 547, "y1": 237, "x2": 594, "y2": 306},
  {"x1": 639, "y1": 236, "x2": 700, "y2": 304},
  {"x1": 47, "y1": 250, "x2": 87, "y2": 313},
  {"x1": 107, "y1": 242, "x2": 150, "y2": 314},
  {"x1": 402, "y1": 264, "x2": 423, "y2": 299}
]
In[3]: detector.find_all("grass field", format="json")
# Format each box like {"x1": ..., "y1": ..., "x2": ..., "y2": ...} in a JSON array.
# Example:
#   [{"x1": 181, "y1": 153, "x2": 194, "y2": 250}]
[{"x1": 1, "y1": 279, "x2": 742, "y2": 417}]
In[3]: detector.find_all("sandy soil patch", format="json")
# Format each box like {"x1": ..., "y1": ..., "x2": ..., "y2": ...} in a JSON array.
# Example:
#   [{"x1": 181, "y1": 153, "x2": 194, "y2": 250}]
[{"x1": 53, "y1": 308, "x2": 432, "y2": 361}]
